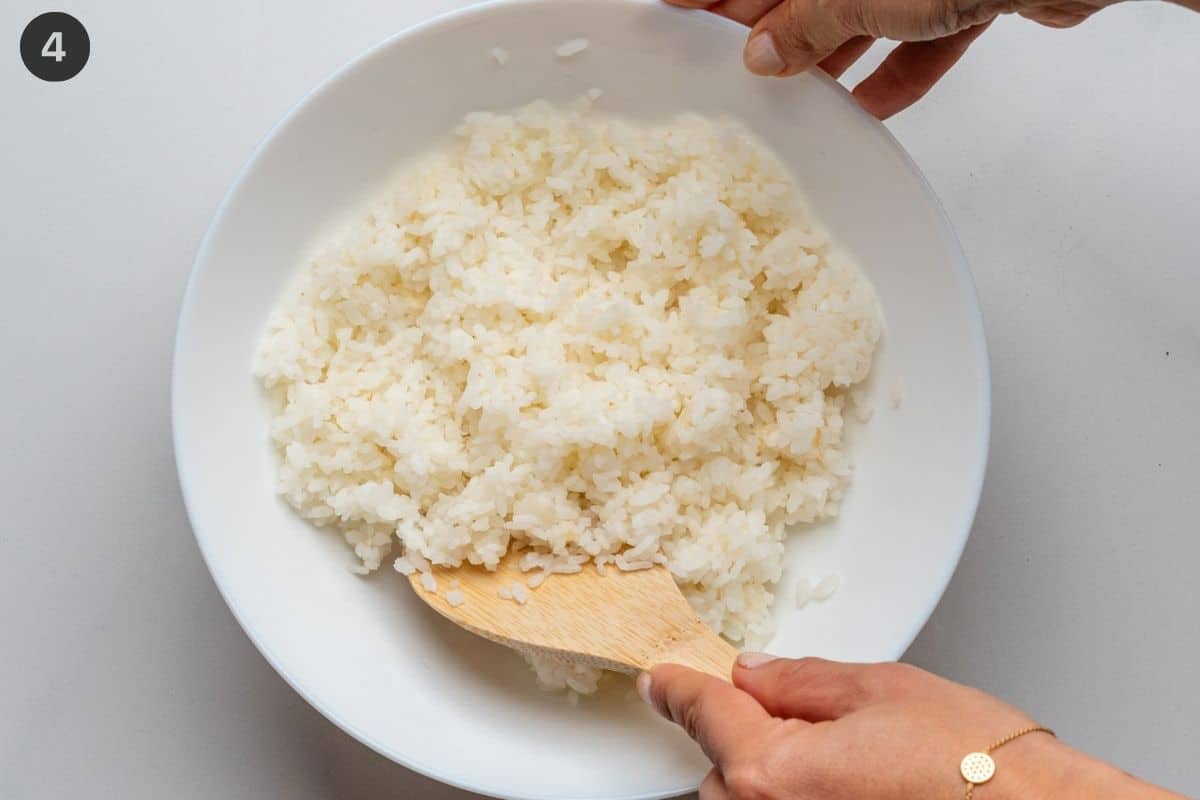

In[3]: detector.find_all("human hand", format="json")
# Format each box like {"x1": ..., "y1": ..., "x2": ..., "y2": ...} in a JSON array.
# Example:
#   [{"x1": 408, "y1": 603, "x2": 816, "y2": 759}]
[
  {"x1": 665, "y1": 0, "x2": 1121, "y2": 118},
  {"x1": 639, "y1": 655, "x2": 1178, "y2": 799}
]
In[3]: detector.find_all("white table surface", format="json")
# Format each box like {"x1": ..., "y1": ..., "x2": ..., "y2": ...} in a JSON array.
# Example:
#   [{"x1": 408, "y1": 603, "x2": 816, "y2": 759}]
[{"x1": 2, "y1": 1, "x2": 1197, "y2": 797}]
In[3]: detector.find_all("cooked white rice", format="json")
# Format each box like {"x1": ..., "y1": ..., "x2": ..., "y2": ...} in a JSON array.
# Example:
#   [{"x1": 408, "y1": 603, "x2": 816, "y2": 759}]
[
  {"x1": 489, "y1": 46, "x2": 510, "y2": 67},
  {"x1": 794, "y1": 577, "x2": 813, "y2": 609},
  {"x1": 555, "y1": 38, "x2": 590, "y2": 58},
  {"x1": 255, "y1": 99, "x2": 881, "y2": 692},
  {"x1": 511, "y1": 583, "x2": 530, "y2": 605},
  {"x1": 812, "y1": 572, "x2": 842, "y2": 602}
]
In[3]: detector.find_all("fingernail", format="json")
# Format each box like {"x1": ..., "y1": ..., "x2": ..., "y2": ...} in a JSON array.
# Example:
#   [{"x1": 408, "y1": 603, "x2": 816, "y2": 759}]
[
  {"x1": 636, "y1": 671, "x2": 654, "y2": 706},
  {"x1": 744, "y1": 32, "x2": 786, "y2": 76},
  {"x1": 737, "y1": 651, "x2": 778, "y2": 669}
]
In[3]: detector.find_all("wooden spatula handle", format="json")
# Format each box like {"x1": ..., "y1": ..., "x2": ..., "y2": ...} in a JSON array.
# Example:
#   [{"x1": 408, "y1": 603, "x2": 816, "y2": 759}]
[{"x1": 650, "y1": 624, "x2": 740, "y2": 681}]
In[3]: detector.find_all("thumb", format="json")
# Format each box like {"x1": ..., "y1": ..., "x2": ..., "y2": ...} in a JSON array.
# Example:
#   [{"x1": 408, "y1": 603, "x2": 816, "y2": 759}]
[
  {"x1": 743, "y1": 0, "x2": 857, "y2": 76},
  {"x1": 744, "y1": 0, "x2": 972, "y2": 77},
  {"x1": 641, "y1": 663, "x2": 779, "y2": 770}
]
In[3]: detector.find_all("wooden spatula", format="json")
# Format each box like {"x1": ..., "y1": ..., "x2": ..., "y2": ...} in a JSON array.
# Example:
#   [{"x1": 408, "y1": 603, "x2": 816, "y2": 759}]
[{"x1": 409, "y1": 552, "x2": 738, "y2": 680}]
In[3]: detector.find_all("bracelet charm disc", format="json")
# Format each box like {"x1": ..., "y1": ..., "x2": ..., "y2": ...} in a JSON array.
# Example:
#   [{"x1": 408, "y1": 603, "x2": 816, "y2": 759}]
[{"x1": 960, "y1": 752, "x2": 996, "y2": 784}]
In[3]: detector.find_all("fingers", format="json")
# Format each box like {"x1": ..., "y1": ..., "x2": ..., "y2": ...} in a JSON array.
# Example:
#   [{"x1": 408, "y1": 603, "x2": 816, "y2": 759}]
[
  {"x1": 1018, "y1": 3, "x2": 1098, "y2": 27},
  {"x1": 699, "y1": 768, "x2": 730, "y2": 800},
  {"x1": 664, "y1": 0, "x2": 987, "y2": 114},
  {"x1": 733, "y1": 655, "x2": 915, "y2": 721},
  {"x1": 664, "y1": 0, "x2": 780, "y2": 26},
  {"x1": 641, "y1": 664, "x2": 778, "y2": 770},
  {"x1": 711, "y1": 0, "x2": 787, "y2": 25},
  {"x1": 665, "y1": 0, "x2": 855, "y2": 73},
  {"x1": 818, "y1": 35, "x2": 876, "y2": 79},
  {"x1": 744, "y1": 0, "x2": 859, "y2": 76},
  {"x1": 852, "y1": 22, "x2": 990, "y2": 118}
]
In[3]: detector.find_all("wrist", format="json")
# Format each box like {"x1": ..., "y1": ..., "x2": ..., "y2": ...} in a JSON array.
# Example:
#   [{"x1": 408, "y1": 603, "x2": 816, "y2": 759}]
[
  {"x1": 987, "y1": 734, "x2": 1176, "y2": 800},
  {"x1": 989, "y1": 733, "x2": 1081, "y2": 800}
]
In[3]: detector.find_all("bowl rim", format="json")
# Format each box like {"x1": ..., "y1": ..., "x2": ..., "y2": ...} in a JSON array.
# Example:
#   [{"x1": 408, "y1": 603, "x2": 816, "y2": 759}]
[{"x1": 172, "y1": 1, "x2": 991, "y2": 797}]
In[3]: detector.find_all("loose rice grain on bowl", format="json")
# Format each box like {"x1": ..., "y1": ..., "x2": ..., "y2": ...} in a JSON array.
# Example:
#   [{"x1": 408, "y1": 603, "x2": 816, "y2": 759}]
[{"x1": 254, "y1": 98, "x2": 882, "y2": 692}]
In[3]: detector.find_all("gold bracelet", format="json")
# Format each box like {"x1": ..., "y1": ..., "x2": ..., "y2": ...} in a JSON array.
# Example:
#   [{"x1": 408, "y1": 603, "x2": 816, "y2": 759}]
[{"x1": 960, "y1": 725, "x2": 1056, "y2": 799}]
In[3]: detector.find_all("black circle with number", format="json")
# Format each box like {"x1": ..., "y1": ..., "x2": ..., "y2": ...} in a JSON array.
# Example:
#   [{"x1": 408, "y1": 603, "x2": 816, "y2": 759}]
[{"x1": 20, "y1": 12, "x2": 89, "y2": 82}]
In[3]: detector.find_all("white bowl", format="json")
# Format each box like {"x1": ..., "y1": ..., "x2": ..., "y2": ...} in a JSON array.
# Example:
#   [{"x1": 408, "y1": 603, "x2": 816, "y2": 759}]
[{"x1": 173, "y1": 1, "x2": 988, "y2": 797}]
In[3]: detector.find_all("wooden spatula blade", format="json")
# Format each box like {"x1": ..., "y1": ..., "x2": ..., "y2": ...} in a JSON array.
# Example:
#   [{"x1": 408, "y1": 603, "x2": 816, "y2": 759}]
[{"x1": 410, "y1": 553, "x2": 737, "y2": 680}]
